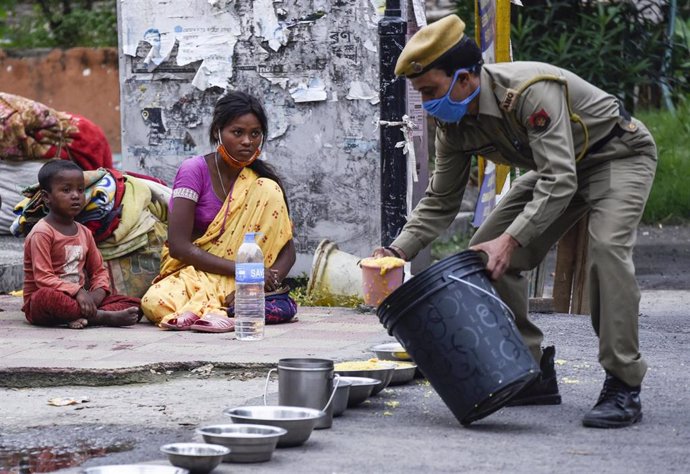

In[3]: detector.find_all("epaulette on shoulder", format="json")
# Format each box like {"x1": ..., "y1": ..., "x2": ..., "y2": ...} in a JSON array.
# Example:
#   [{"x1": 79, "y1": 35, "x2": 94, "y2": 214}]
[
  {"x1": 499, "y1": 88, "x2": 520, "y2": 113},
  {"x1": 498, "y1": 74, "x2": 568, "y2": 114}
]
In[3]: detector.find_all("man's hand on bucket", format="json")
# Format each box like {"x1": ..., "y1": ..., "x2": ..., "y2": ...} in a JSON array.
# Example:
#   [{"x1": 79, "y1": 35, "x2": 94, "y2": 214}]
[
  {"x1": 470, "y1": 233, "x2": 520, "y2": 281},
  {"x1": 372, "y1": 245, "x2": 408, "y2": 261}
]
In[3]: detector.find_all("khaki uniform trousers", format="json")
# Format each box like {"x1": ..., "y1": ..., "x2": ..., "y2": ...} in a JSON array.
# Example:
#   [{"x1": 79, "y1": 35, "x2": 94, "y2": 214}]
[{"x1": 469, "y1": 122, "x2": 657, "y2": 387}]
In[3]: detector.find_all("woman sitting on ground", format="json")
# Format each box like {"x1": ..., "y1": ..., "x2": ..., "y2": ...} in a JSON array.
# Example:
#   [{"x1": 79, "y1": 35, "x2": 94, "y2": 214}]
[{"x1": 141, "y1": 91, "x2": 296, "y2": 331}]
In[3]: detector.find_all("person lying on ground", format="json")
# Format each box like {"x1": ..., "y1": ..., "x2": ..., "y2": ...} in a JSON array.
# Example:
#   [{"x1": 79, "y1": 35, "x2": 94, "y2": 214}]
[
  {"x1": 141, "y1": 91, "x2": 297, "y2": 332},
  {"x1": 22, "y1": 160, "x2": 141, "y2": 329}
]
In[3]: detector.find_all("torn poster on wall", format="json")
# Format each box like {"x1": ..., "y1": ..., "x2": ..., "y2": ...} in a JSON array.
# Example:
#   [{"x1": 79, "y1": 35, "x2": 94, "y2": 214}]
[
  {"x1": 118, "y1": 0, "x2": 405, "y2": 273},
  {"x1": 121, "y1": 0, "x2": 241, "y2": 90}
]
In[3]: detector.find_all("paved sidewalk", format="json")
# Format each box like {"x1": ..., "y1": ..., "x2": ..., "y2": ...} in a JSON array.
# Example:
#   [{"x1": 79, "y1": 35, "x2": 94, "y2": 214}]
[
  {"x1": 2, "y1": 289, "x2": 689, "y2": 386},
  {"x1": 0, "y1": 295, "x2": 393, "y2": 386}
]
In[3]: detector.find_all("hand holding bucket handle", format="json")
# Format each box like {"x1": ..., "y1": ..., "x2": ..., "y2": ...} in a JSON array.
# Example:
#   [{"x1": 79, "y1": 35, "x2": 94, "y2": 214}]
[
  {"x1": 372, "y1": 245, "x2": 408, "y2": 260},
  {"x1": 469, "y1": 234, "x2": 519, "y2": 281}
]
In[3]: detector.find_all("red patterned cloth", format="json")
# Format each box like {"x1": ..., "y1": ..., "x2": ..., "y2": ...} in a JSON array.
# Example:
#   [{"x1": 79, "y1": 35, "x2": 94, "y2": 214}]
[{"x1": 0, "y1": 93, "x2": 112, "y2": 170}]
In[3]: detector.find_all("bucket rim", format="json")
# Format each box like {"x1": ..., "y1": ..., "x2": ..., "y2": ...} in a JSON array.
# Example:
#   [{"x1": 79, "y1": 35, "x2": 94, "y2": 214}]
[
  {"x1": 460, "y1": 370, "x2": 540, "y2": 425},
  {"x1": 278, "y1": 357, "x2": 334, "y2": 370},
  {"x1": 377, "y1": 250, "x2": 485, "y2": 328},
  {"x1": 358, "y1": 256, "x2": 405, "y2": 270},
  {"x1": 306, "y1": 239, "x2": 338, "y2": 296}
]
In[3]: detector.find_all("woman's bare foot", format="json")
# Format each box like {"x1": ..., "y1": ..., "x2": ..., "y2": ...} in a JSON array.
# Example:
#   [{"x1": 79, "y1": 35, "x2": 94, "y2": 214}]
[
  {"x1": 90, "y1": 307, "x2": 140, "y2": 327},
  {"x1": 68, "y1": 318, "x2": 89, "y2": 329}
]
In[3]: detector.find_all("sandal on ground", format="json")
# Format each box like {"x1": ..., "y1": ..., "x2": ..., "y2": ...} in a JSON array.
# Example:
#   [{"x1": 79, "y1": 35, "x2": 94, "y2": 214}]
[
  {"x1": 160, "y1": 312, "x2": 200, "y2": 330},
  {"x1": 191, "y1": 313, "x2": 235, "y2": 333}
]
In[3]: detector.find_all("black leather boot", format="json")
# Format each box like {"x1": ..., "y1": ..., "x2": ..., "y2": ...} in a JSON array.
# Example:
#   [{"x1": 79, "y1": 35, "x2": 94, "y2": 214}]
[
  {"x1": 507, "y1": 345, "x2": 562, "y2": 406},
  {"x1": 582, "y1": 373, "x2": 642, "y2": 428}
]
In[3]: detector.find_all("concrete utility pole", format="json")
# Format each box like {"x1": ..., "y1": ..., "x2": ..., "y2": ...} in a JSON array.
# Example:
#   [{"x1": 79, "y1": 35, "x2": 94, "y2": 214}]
[{"x1": 378, "y1": 0, "x2": 407, "y2": 247}]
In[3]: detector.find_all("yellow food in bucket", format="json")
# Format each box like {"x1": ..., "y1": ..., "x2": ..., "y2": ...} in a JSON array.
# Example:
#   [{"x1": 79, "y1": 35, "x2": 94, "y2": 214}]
[{"x1": 361, "y1": 256, "x2": 405, "y2": 276}]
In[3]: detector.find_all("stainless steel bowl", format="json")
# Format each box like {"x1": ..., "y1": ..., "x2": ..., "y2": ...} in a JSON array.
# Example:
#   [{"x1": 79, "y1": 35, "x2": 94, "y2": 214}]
[
  {"x1": 160, "y1": 443, "x2": 229, "y2": 473},
  {"x1": 83, "y1": 466, "x2": 188, "y2": 474},
  {"x1": 337, "y1": 376, "x2": 379, "y2": 407},
  {"x1": 334, "y1": 362, "x2": 397, "y2": 395},
  {"x1": 370, "y1": 342, "x2": 412, "y2": 361},
  {"x1": 196, "y1": 424, "x2": 286, "y2": 463},
  {"x1": 389, "y1": 362, "x2": 418, "y2": 386},
  {"x1": 331, "y1": 377, "x2": 352, "y2": 417},
  {"x1": 224, "y1": 405, "x2": 324, "y2": 447}
]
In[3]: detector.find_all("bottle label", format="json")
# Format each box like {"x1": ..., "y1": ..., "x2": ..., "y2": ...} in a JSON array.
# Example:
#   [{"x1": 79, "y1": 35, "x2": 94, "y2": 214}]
[{"x1": 236, "y1": 263, "x2": 264, "y2": 284}]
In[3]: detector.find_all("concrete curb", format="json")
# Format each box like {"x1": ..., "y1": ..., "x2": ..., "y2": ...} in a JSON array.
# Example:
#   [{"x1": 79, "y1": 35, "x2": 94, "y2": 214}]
[{"x1": 0, "y1": 361, "x2": 276, "y2": 388}]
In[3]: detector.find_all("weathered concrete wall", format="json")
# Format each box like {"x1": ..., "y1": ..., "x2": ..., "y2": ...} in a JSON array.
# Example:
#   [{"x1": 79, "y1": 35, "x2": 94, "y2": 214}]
[
  {"x1": 118, "y1": 0, "x2": 392, "y2": 273},
  {"x1": 0, "y1": 48, "x2": 121, "y2": 152}
]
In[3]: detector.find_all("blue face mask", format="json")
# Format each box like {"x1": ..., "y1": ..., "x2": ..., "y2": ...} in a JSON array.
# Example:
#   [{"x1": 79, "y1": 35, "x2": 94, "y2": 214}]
[{"x1": 423, "y1": 69, "x2": 481, "y2": 123}]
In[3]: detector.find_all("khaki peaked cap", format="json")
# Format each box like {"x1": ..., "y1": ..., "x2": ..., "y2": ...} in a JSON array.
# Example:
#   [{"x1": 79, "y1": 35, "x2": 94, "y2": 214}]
[{"x1": 395, "y1": 15, "x2": 466, "y2": 77}]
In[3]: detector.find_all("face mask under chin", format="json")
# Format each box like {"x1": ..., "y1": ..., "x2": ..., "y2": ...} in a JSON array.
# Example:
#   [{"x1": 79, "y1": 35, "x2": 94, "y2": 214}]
[{"x1": 216, "y1": 144, "x2": 261, "y2": 169}]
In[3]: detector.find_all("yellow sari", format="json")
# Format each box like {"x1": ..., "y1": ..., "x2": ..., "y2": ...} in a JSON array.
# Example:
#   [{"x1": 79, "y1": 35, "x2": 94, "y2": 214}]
[{"x1": 141, "y1": 168, "x2": 292, "y2": 325}]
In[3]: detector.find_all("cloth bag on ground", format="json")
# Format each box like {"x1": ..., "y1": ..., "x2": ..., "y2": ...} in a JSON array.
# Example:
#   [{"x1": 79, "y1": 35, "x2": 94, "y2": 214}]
[{"x1": 226, "y1": 286, "x2": 298, "y2": 324}]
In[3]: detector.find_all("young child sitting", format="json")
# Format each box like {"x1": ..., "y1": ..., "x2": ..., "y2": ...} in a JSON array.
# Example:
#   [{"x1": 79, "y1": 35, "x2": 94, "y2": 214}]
[{"x1": 23, "y1": 160, "x2": 141, "y2": 329}]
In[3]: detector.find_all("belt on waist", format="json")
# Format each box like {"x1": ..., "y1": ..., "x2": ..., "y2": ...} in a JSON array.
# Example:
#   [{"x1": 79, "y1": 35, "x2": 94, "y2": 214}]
[{"x1": 586, "y1": 102, "x2": 631, "y2": 156}]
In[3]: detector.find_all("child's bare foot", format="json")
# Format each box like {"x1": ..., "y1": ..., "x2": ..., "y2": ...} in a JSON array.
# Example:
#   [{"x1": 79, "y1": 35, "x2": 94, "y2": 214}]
[
  {"x1": 68, "y1": 318, "x2": 89, "y2": 329},
  {"x1": 91, "y1": 307, "x2": 140, "y2": 327}
]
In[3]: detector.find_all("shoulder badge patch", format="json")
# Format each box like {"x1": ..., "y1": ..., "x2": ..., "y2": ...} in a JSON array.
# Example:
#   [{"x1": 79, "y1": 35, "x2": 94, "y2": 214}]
[
  {"x1": 500, "y1": 88, "x2": 519, "y2": 112},
  {"x1": 528, "y1": 108, "x2": 551, "y2": 132}
]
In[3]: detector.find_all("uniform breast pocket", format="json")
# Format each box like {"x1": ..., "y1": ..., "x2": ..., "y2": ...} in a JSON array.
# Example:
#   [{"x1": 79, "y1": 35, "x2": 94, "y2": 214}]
[{"x1": 616, "y1": 117, "x2": 656, "y2": 159}]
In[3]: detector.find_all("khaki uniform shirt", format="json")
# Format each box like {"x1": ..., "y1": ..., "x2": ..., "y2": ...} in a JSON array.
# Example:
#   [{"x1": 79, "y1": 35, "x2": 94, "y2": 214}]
[{"x1": 392, "y1": 61, "x2": 639, "y2": 258}]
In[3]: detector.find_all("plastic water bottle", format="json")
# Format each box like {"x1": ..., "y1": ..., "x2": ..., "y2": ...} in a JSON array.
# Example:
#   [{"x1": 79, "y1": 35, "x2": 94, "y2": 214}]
[{"x1": 235, "y1": 232, "x2": 265, "y2": 340}]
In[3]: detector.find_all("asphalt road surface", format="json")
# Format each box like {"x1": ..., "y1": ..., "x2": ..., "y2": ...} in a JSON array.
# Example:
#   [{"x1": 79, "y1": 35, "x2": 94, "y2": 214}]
[{"x1": 2, "y1": 298, "x2": 688, "y2": 474}]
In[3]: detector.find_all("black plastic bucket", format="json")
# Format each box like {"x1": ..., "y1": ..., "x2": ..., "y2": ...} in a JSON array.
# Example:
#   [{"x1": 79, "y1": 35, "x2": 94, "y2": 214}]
[{"x1": 377, "y1": 250, "x2": 540, "y2": 425}]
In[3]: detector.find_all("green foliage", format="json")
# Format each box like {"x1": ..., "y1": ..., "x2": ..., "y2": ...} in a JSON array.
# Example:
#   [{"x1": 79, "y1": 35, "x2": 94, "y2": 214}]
[
  {"x1": 454, "y1": 0, "x2": 476, "y2": 35},
  {"x1": 637, "y1": 105, "x2": 690, "y2": 224},
  {"x1": 431, "y1": 231, "x2": 474, "y2": 261},
  {"x1": 287, "y1": 276, "x2": 365, "y2": 308},
  {"x1": 672, "y1": 8, "x2": 690, "y2": 103},
  {"x1": 1, "y1": 0, "x2": 117, "y2": 48},
  {"x1": 511, "y1": 1, "x2": 690, "y2": 112},
  {"x1": 290, "y1": 285, "x2": 364, "y2": 308},
  {"x1": 0, "y1": 0, "x2": 17, "y2": 44}
]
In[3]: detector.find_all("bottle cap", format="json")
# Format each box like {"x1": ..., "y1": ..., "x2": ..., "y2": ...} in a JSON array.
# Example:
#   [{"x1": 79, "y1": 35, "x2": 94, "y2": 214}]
[{"x1": 243, "y1": 232, "x2": 261, "y2": 243}]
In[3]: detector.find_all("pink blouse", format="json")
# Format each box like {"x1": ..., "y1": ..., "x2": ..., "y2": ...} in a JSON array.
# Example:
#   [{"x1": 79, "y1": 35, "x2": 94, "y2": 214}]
[{"x1": 169, "y1": 155, "x2": 224, "y2": 234}]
